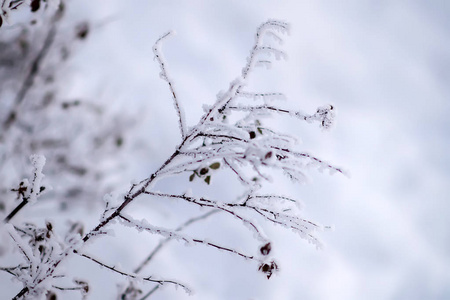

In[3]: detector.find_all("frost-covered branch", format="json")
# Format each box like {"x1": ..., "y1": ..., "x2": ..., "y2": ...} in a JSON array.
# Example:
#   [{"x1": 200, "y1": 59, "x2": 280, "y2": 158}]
[
  {"x1": 117, "y1": 210, "x2": 219, "y2": 299},
  {"x1": 3, "y1": 221, "x2": 83, "y2": 300},
  {"x1": 144, "y1": 191, "x2": 268, "y2": 242},
  {"x1": 133, "y1": 210, "x2": 219, "y2": 274},
  {"x1": 143, "y1": 191, "x2": 326, "y2": 248},
  {"x1": 74, "y1": 251, "x2": 192, "y2": 295},
  {"x1": 119, "y1": 212, "x2": 258, "y2": 260},
  {"x1": 242, "y1": 20, "x2": 289, "y2": 79},
  {"x1": 153, "y1": 31, "x2": 187, "y2": 140},
  {"x1": 3, "y1": 155, "x2": 48, "y2": 223},
  {"x1": 2, "y1": 19, "x2": 344, "y2": 299},
  {"x1": 227, "y1": 104, "x2": 335, "y2": 130}
]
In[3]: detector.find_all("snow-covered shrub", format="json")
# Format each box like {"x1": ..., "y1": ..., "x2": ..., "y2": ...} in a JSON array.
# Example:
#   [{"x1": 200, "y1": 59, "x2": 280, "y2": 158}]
[{"x1": 1, "y1": 15, "x2": 345, "y2": 299}]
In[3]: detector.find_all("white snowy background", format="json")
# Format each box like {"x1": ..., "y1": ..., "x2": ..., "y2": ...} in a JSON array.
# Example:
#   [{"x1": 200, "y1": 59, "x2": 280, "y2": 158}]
[{"x1": 2, "y1": 1, "x2": 450, "y2": 299}]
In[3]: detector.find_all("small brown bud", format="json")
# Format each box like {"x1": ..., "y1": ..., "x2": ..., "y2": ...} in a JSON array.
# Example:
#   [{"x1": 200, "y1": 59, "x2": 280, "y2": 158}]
[
  {"x1": 76, "y1": 22, "x2": 89, "y2": 39},
  {"x1": 260, "y1": 242, "x2": 271, "y2": 256},
  {"x1": 31, "y1": 0, "x2": 40, "y2": 12}
]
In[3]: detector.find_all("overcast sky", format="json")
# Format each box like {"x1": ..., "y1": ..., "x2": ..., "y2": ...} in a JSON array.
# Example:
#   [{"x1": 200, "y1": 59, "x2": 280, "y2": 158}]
[{"x1": 2, "y1": 1, "x2": 450, "y2": 299}]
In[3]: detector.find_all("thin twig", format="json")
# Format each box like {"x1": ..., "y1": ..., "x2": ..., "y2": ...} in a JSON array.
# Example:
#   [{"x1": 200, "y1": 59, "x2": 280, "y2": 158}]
[
  {"x1": 119, "y1": 212, "x2": 256, "y2": 260},
  {"x1": 12, "y1": 287, "x2": 28, "y2": 300},
  {"x1": 75, "y1": 251, "x2": 191, "y2": 293},
  {"x1": 144, "y1": 191, "x2": 267, "y2": 242},
  {"x1": 140, "y1": 285, "x2": 160, "y2": 300},
  {"x1": 134, "y1": 210, "x2": 219, "y2": 274},
  {"x1": 153, "y1": 31, "x2": 186, "y2": 140},
  {"x1": 117, "y1": 211, "x2": 219, "y2": 299},
  {"x1": 224, "y1": 158, "x2": 251, "y2": 186},
  {"x1": 3, "y1": 199, "x2": 28, "y2": 223}
]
